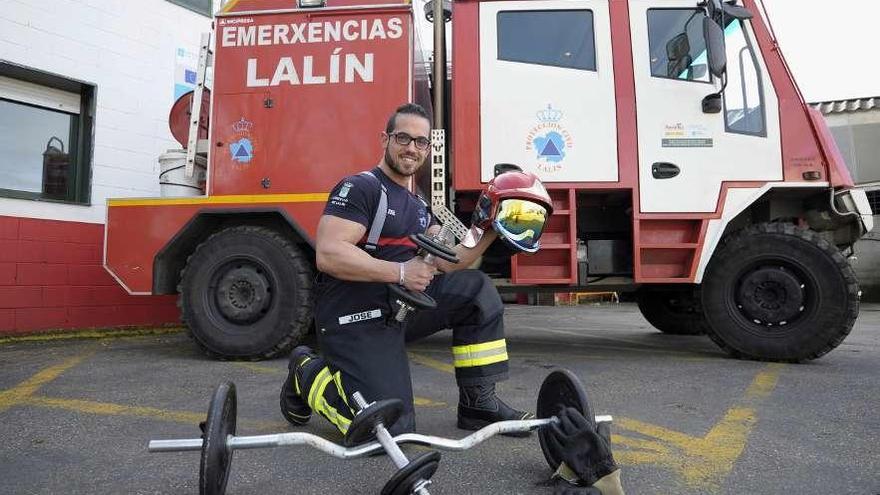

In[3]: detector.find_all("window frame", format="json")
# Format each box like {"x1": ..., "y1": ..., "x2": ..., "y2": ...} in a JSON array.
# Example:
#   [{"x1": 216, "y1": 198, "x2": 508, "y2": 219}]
[
  {"x1": 722, "y1": 19, "x2": 768, "y2": 137},
  {"x1": 645, "y1": 7, "x2": 715, "y2": 86},
  {"x1": 0, "y1": 62, "x2": 95, "y2": 205},
  {"x1": 165, "y1": 0, "x2": 213, "y2": 17},
  {"x1": 496, "y1": 9, "x2": 598, "y2": 72}
]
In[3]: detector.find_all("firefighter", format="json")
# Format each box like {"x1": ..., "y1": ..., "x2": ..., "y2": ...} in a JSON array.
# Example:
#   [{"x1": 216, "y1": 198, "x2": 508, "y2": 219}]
[{"x1": 279, "y1": 103, "x2": 554, "y2": 436}]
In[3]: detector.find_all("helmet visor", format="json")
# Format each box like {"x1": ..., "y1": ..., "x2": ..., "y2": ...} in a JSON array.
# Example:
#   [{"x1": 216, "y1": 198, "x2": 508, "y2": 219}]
[{"x1": 492, "y1": 199, "x2": 548, "y2": 253}]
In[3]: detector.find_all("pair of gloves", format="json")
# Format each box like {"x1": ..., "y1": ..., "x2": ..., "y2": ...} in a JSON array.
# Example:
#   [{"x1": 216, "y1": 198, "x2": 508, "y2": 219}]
[{"x1": 547, "y1": 407, "x2": 623, "y2": 495}]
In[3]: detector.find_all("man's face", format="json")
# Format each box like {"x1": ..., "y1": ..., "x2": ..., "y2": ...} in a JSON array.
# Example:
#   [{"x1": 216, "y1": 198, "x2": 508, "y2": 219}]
[{"x1": 382, "y1": 114, "x2": 431, "y2": 177}]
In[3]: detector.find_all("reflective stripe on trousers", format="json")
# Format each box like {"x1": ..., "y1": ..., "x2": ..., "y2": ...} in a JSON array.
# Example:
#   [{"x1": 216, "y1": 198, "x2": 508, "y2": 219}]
[{"x1": 452, "y1": 339, "x2": 509, "y2": 368}]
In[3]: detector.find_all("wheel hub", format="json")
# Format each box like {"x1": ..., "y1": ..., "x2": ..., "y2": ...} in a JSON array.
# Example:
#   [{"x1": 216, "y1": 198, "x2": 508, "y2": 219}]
[
  {"x1": 216, "y1": 265, "x2": 271, "y2": 323},
  {"x1": 737, "y1": 266, "x2": 804, "y2": 325}
]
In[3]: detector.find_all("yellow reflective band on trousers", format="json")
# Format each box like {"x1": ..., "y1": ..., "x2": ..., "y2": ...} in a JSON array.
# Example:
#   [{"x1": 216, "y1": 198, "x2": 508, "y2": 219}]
[
  {"x1": 452, "y1": 339, "x2": 509, "y2": 368},
  {"x1": 307, "y1": 367, "x2": 352, "y2": 434}
]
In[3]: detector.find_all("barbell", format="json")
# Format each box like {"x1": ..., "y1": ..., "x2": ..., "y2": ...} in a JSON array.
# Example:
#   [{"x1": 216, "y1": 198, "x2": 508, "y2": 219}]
[{"x1": 148, "y1": 368, "x2": 611, "y2": 494}]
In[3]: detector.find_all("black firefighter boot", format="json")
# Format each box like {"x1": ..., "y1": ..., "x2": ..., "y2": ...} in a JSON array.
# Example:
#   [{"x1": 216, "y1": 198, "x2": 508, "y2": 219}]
[
  {"x1": 279, "y1": 345, "x2": 319, "y2": 426},
  {"x1": 457, "y1": 383, "x2": 534, "y2": 437}
]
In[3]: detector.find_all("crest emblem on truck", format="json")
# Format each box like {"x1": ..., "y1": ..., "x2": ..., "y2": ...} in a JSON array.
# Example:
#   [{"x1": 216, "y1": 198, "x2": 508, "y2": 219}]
[
  {"x1": 526, "y1": 104, "x2": 574, "y2": 173},
  {"x1": 228, "y1": 118, "x2": 255, "y2": 166}
]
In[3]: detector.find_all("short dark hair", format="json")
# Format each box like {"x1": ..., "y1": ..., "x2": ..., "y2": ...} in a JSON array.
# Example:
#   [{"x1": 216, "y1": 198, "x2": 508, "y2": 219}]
[{"x1": 385, "y1": 103, "x2": 431, "y2": 134}]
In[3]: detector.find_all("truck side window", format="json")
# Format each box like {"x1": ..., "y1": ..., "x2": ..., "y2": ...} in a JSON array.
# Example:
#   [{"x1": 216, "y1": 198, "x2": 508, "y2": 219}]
[
  {"x1": 497, "y1": 10, "x2": 596, "y2": 71},
  {"x1": 723, "y1": 20, "x2": 766, "y2": 136},
  {"x1": 646, "y1": 9, "x2": 711, "y2": 83}
]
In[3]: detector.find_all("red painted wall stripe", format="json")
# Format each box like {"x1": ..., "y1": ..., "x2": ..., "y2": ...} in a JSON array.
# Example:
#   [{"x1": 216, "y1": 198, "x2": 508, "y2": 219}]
[{"x1": 0, "y1": 215, "x2": 180, "y2": 334}]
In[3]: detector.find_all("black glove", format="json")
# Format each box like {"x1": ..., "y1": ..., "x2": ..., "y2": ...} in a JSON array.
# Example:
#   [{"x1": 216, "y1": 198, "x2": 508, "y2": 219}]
[
  {"x1": 551, "y1": 479, "x2": 603, "y2": 495},
  {"x1": 547, "y1": 407, "x2": 618, "y2": 486}
]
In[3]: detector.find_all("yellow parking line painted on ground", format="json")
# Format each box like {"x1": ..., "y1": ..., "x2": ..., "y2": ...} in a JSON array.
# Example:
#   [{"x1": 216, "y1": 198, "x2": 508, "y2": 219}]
[
  {"x1": 613, "y1": 363, "x2": 784, "y2": 490},
  {"x1": 611, "y1": 434, "x2": 669, "y2": 454},
  {"x1": 25, "y1": 396, "x2": 206, "y2": 424},
  {"x1": 0, "y1": 353, "x2": 92, "y2": 413},
  {"x1": 408, "y1": 352, "x2": 454, "y2": 374},
  {"x1": 744, "y1": 363, "x2": 783, "y2": 399},
  {"x1": 24, "y1": 396, "x2": 290, "y2": 433},
  {"x1": 0, "y1": 327, "x2": 183, "y2": 345},
  {"x1": 232, "y1": 362, "x2": 281, "y2": 374}
]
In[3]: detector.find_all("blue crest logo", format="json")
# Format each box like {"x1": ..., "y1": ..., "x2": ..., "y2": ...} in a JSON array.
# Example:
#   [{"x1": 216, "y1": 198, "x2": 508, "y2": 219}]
[
  {"x1": 533, "y1": 132, "x2": 566, "y2": 163},
  {"x1": 230, "y1": 138, "x2": 253, "y2": 163},
  {"x1": 526, "y1": 104, "x2": 574, "y2": 173}
]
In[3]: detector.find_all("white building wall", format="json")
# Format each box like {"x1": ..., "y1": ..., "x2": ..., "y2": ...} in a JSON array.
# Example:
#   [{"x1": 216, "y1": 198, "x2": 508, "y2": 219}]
[{"x1": 0, "y1": 0, "x2": 219, "y2": 224}]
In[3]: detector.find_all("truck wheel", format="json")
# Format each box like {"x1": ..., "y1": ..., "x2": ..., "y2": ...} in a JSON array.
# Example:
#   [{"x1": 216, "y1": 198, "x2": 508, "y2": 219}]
[
  {"x1": 178, "y1": 226, "x2": 314, "y2": 360},
  {"x1": 701, "y1": 222, "x2": 859, "y2": 362},
  {"x1": 636, "y1": 286, "x2": 708, "y2": 335}
]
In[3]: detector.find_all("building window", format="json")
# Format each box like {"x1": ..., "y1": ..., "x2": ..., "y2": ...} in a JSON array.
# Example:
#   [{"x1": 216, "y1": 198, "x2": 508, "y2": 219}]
[
  {"x1": 867, "y1": 189, "x2": 880, "y2": 214},
  {"x1": 647, "y1": 9, "x2": 711, "y2": 83},
  {"x1": 0, "y1": 65, "x2": 94, "y2": 204},
  {"x1": 166, "y1": 0, "x2": 213, "y2": 17},
  {"x1": 722, "y1": 20, "x2": 766, "y2": 136},
  {"x1": 497, "y1": 10, "x2": 596, "y2": 71}
]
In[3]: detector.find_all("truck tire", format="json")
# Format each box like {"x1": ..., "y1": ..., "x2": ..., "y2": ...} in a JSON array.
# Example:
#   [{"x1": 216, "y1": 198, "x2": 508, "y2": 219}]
[
  {"x1": 701, "y1": 222, "x2": 859, "y2": 362},
  {"x1": 636, "y1": 286, "x2": 708, "y2": 335},
  {"x1": 178, "y1": 225, "x2": 314, "y2": 360}
]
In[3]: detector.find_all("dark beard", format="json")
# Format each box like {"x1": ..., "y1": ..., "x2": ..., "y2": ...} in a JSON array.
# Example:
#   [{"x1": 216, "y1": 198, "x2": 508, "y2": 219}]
[{"x1": 384, "y1": 146, "x2": 418, "y2": 177}]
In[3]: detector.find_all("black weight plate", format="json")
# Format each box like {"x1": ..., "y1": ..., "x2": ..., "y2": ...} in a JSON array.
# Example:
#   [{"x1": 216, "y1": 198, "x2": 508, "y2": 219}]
[
  {"x1": 200, "y1": 382, "x2": 237, "y2": 495},
  {"x1": 411, "y1": 233, "x2": 460, "y2": 263},
  {"x1": 345, "y1": 398, "x2": 405, "y2": 447},
  {"x1": 388, "y1": 283, "x2": 437, "y2": 311},
  {"x1": 536, "y1": 369, "x2": 593, "y2": 470},
  {"x1": 381, "y1": 451, "x2": 442, "y2": 495},
  {"x1": 411, "y1": 233, "x2": 457, "y2": 257}
]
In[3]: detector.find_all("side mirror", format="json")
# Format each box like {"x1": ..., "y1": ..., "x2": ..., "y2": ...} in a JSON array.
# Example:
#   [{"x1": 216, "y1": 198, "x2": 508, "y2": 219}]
[
  {"x1": 703, "y1": 16, "x2": 727, "y2": 78},
  {"x1": 702, "y1": 92, "x2": 722, "y2": 114},
  {"x1": 722, "y1": 2, "x2": 753, "y2": 20}
]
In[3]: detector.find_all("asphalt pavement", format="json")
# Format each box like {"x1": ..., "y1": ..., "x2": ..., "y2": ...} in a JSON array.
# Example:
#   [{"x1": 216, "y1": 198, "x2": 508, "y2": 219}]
[{"x1": 1, "y1": 302, "x2": 878, "y2": 495}]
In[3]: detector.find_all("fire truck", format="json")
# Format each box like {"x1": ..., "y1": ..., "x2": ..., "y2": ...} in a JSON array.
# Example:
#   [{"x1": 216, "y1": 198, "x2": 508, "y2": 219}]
[{"x1": 104, "y1": 0, "x2": 873, "y2": 363}]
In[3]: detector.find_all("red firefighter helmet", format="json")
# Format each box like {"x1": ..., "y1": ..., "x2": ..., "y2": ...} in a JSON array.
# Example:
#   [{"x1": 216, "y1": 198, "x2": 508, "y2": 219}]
[{"x1": 466, "y1": 170, "x2": 553, "y2": 253}]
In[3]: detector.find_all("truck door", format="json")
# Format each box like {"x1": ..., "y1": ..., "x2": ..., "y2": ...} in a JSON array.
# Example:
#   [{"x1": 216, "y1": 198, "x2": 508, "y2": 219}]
[
  {"x1": 478, "y1": 0, "x2": 619, "y2": 183},
  {"x1": 629, "y1": 0, "x2": 782, "y2": 212}
]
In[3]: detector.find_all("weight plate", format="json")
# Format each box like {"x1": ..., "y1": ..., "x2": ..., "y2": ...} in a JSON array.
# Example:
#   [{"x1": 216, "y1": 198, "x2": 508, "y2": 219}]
[
  {"x1": 388, "y1": 283, "x2": 437, "y2": 311},
  {"x1": 381, "y1": 450, "x2": 442, "y2": 495},
  {"x1": 200, "y1": 381, "x2": 237, "y2": 495},
  {"x1": 411, "y1": 233, "x2": 460, "y2": 263},
  {"x1": 345, "y1": 398, "x2": 405, "y2": 447},
  {"x1": 536, "y1": 369, "x2": 593, "y2": 470}
]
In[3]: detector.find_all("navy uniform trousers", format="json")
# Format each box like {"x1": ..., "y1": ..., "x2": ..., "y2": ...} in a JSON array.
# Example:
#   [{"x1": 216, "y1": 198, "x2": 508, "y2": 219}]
[{"x1": 298, "y1": 269, "x2": 509, "y2": 436}]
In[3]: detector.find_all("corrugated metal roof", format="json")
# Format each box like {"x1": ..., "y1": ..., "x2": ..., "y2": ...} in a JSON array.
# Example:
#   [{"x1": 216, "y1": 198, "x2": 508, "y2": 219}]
[{"x1": 811, "y1": 97, "x2": 879, "y2": 115}]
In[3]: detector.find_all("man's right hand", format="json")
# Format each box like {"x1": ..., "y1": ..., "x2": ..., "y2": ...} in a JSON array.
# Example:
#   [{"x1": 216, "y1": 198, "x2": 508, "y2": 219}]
[{"x1": 401, "y1": 258, "x2": 436, "y2": 292}]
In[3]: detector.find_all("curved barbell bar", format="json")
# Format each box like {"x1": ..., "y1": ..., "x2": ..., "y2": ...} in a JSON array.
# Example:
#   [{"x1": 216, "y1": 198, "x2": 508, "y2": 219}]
[{"x1": 149, "y1": 415, "x2": 613, "y2": 458}]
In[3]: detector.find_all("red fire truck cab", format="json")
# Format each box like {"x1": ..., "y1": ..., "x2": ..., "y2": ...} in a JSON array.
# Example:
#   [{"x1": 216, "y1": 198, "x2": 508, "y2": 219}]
[{"x1": 105, "y1": 0, "x2": 873, "y2": 362}]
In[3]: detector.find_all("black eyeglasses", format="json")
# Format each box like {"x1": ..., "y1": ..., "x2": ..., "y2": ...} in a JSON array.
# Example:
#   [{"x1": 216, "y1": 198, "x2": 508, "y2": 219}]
[{"x1": 389, "y1": 132, "x2": 431, "y2": 151}]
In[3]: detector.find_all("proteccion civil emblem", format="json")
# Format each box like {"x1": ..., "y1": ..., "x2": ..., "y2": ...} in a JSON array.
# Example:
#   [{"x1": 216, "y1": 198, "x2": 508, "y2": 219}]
[
  {"x1": 525, "y1": 104, "x2": 575, "y2": 174},
  {"x1": 228, "y1": 117, "x2": 257, "y2": 169}
]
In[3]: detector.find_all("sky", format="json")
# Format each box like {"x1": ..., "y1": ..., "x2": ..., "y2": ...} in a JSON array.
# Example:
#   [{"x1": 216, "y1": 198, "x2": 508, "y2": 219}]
[
  {"x1": 414, "y1": 0, "x2": 880, "y2": 103},
  {"x1": 759, "y1": 0, "x2": 880, "y2": 102}
]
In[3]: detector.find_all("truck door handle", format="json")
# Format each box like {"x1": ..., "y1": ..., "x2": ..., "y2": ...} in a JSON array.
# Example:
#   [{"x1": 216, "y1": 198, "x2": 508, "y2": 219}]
[{"x1": 652, "y1": 162, "x2": 680, "y2": 179}]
